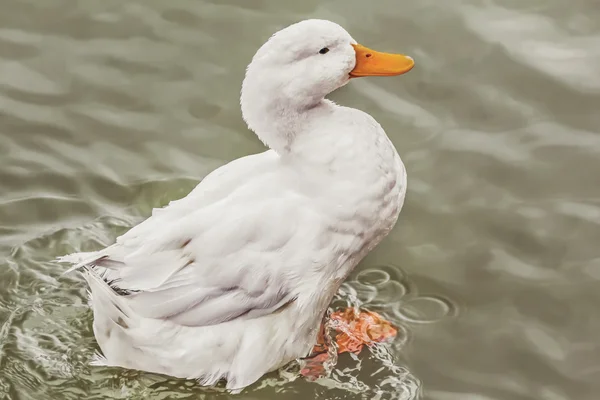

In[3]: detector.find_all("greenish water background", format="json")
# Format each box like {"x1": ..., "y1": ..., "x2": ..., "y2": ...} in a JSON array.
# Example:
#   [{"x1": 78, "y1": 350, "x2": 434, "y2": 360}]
[{"x1": 1, "y1": 0, "x2": 599, "y2": 399}]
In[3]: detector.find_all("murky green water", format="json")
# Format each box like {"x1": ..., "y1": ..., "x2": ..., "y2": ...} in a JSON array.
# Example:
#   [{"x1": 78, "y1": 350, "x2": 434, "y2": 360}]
[{"x1": 1, "y1": 0, "x2": 600, "y2": 399}]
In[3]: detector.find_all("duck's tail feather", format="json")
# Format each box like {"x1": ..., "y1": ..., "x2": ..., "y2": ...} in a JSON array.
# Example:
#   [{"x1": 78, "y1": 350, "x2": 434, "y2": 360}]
[
  {"x1": 56, "y1": 250, "x2": 109, "y2": 274},
  {"x1": 82, "y1": 266, "x2": 134, "y2": 330}
]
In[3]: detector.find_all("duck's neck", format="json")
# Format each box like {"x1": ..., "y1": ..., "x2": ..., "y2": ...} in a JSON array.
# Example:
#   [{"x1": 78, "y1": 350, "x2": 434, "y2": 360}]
[{"x1": 240, "y1": 69, "x2": 327, "y2": 155}]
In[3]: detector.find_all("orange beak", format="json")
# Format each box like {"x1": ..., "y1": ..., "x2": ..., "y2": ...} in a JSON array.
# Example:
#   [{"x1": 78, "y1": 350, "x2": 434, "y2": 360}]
[{"x1": 349, "y1": 43, "x2": 414, "y2": 78}]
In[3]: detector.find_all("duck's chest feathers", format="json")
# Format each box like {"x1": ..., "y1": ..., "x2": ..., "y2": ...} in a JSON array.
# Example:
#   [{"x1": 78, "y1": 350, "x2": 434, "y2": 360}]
[
  {"x1": 330, "y1": 158, "x2": 404, "y2": 237},
  {"x1": 288, "y1": 103, "x2": 407, "y2": 248},
  {"x1": 308, "y1": 142, "x2": 406, "y2": 242}
]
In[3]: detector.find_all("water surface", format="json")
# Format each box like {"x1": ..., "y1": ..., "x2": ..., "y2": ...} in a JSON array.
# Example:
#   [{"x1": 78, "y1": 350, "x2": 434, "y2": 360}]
[{"x1": 1, "y1": 0, "x2": 600, "y2": 399}]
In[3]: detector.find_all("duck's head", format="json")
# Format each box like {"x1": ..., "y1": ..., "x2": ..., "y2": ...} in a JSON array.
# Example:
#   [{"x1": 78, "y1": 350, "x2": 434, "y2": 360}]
[{"x1": 240, "y1": 19, "x2": 414, "y2": 152}]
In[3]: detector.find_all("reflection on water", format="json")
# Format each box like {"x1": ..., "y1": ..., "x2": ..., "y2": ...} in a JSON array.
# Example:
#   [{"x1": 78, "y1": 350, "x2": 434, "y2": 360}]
[{"x1": 1, "y1": 0, "x2": 599, "y2": 399}]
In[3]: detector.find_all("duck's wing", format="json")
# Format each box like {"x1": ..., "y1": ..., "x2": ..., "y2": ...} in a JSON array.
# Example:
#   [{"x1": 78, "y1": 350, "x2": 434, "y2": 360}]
[
  {"x1": 110, "y1": 191, "x2": 317, "y2": 327},
  {"x1": 64, "y1": 152, "x2": 329, "y2": 327}
]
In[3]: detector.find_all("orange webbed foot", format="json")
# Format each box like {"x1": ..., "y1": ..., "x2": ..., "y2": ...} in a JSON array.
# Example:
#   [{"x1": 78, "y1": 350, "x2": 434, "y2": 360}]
[{"x1": 300, "y1": 307, "x2": 397, "y2": 379}]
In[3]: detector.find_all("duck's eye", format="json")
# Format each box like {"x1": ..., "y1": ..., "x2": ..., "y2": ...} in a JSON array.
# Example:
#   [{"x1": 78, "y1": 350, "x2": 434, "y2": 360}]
[{"x1": 318, "y1": 47, "x2": 330, "y2": 54}]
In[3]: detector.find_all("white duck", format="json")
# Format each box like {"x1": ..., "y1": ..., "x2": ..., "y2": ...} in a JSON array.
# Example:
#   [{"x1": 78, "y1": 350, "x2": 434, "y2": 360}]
[{"x1": 59, "y1": 19, "x2": 414, "y2": 390}]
